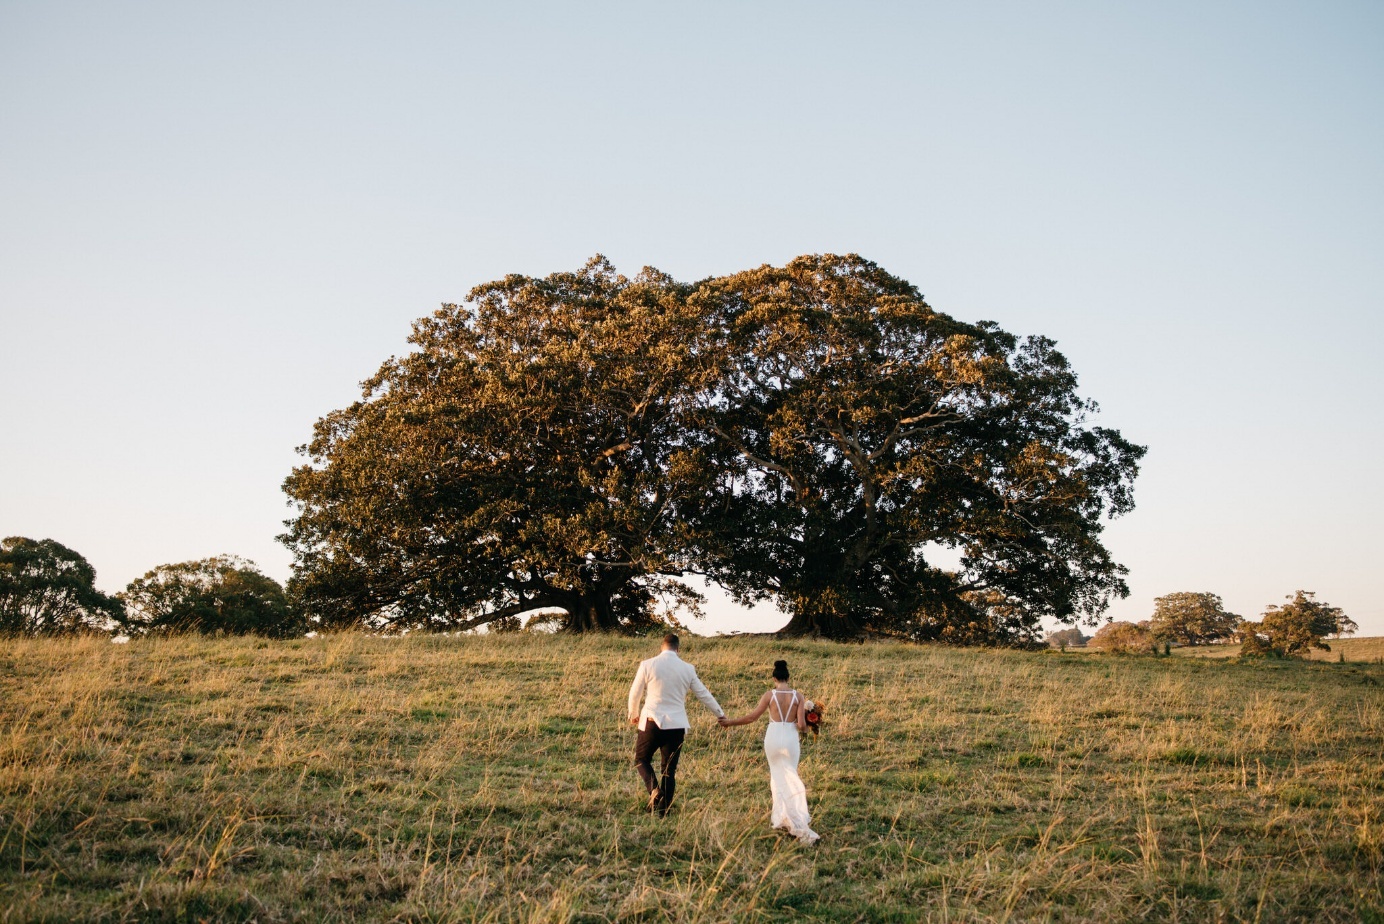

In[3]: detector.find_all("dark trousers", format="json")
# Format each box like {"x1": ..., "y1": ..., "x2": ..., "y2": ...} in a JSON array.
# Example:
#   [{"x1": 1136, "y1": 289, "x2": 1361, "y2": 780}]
[{"x1": 634, "y1": 721, "x2": 685, "y2": 811}]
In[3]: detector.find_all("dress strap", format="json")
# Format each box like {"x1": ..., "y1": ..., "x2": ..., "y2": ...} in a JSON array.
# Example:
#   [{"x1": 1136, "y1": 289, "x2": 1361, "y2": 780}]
[{"x1": 770, "y1": 688, "x2": 797, "y2": 723}]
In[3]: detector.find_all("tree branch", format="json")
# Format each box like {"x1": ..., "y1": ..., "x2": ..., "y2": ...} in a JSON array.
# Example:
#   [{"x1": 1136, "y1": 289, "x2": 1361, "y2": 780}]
[{"x1": 707, "y1": 423, "x2": 809, "y2": 502}]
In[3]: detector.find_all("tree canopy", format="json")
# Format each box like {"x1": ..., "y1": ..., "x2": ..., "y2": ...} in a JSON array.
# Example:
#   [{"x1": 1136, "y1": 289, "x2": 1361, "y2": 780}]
[
  {"x1": 1088, "y1": 620, "x2": 1155, "y2": 654},
  {"x1": 120, "y1": 556, "x2": 301, "y2": 637},
  {"x1": 284, "y1": 258, "x2": 719, "y2": 632},
  {"x1": 283, "y1": 254, "x2": 1144, "y2": 640},
  {"x1": 690, "y1": 255, "x2": 1144, "y2": 640},
  {"x1": 0, "y1": 537, "x2": 124, "y2": 636},
  {"x1": 1148, "y1": 592, "x2": 1241, "y2": 646},
  {"x1": 1239, "y1": 590, "x2": 1356, "y2": 658}
]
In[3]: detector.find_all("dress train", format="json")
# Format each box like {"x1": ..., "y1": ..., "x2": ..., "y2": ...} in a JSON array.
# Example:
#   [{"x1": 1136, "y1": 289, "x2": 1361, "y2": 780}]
[{"x1": 764, "y1": 719, "x2": 818, "y2": 843}]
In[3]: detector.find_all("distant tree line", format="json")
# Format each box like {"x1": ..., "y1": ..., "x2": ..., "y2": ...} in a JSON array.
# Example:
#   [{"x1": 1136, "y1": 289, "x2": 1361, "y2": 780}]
[
  {"x1": 0, "y1": 538, "x2": 300, "y2": 638},
  {"x1": 2, "y1": 535, "x2": 1358, "y2": 655},
  {"x1": 1048, "y1": 589, "x2": 1356, "y2": 657}
]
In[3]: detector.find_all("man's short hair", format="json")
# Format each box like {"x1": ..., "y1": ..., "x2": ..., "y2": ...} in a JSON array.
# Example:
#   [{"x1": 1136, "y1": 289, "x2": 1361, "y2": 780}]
[{"x1": 662, "y1": 633, "x2": 680, "y2": 650}]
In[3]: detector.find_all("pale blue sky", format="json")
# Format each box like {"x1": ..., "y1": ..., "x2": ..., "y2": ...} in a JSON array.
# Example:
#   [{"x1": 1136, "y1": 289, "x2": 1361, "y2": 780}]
[{"x1": 3, "y1": 2, "x2": 1381, "y2": 634}]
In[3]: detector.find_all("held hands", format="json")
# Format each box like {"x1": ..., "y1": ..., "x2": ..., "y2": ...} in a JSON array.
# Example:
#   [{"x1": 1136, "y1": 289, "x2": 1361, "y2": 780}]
[{"x1": 717, "y1": 715, "x2": 730, "y2": 728}]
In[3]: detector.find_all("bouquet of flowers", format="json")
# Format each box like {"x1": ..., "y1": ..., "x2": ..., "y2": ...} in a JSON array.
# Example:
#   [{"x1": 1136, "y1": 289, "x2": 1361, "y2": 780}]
[{"x1": 803, "y1": 699, "x2": 823, "y2": 736}]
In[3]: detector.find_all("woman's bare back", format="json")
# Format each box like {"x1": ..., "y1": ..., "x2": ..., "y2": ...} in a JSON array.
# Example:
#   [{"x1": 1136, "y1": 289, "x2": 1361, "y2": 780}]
[{"x1": 767, "y1": 686, "x2": 801, "y2": 723}]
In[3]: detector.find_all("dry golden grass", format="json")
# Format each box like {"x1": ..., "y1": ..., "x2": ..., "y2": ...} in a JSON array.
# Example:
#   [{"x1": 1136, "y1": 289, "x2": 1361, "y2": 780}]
[
  {"x1": 1, "y1": 633, "x2": 1381, "y2": 922},
  {"x1": 1171, "y1": 636, "x2": 1384, "y2": 663}
]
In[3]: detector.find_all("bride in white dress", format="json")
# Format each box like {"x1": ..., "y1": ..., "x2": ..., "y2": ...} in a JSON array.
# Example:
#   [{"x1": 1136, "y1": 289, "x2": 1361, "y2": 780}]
[{"x1": 720, "y1": 659, "x2": 820, "y2": 843}]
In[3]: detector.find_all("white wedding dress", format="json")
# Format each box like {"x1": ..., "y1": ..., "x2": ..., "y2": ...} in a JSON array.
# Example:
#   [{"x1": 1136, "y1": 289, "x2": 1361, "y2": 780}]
[{"x1": 764, "y1": 689, "x2": 819, "y2": 844}]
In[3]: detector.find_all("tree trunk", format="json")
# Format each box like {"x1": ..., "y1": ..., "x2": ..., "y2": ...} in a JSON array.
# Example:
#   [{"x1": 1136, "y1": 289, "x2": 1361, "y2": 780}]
[
  {"x1": 567, "y1": 587, "x2": 621, "y2": 633},
  {"x1": 778, "y1": 589, "x2": 863, "y2": 639}
]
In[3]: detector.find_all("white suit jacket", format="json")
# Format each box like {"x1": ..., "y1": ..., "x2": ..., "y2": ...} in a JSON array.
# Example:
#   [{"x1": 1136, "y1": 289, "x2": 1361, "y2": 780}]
[{"x1": 628, "y1": 650, "x2": 724, "y2": 731}]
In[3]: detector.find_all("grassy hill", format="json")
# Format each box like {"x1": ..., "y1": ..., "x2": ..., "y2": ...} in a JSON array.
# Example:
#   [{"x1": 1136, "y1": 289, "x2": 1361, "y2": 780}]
[{"x1": 1, "y1": 633, "x2": 1381, "y2": 923}]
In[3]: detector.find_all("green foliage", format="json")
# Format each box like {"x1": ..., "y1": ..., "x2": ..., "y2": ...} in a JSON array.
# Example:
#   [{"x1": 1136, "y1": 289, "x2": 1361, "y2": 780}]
[
  {"x1": 0, "y1": 536, "x2": 123, "y2": 636},
  {"x1": 692, "y1": 254, "x2": 1144, "y2": 640},
  {"x1": 283, "y1": 257, "x2": 719, "y2": 633},
  {"x1": 119, "y1": 556, "x2": 302, "y2": 637},
  {"x1": 283, "y1": 254, "x2": 1144, "y2": 640},
  {"x1": 1239, "y1": 590, "x2": 1356, "y2": 658},
  {"x1": 1148, "y1": 591, "x2": 1241, "y2": 646},
  {"x1": 1088, "y1": 620, "x2": 1155, "y2": 654}
]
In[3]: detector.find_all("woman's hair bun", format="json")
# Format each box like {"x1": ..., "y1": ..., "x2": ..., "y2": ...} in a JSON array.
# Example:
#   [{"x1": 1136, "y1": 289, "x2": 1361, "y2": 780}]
[{"x1": 772, "y1": 659, "x2": 790, "y2": 681}]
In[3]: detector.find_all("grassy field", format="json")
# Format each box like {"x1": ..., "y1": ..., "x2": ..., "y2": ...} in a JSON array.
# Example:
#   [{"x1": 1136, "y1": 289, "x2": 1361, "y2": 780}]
[
  {"x1": 1, "y1": 634, "x2": 1381, "y2": 923},
  {"x1": 1170, "y1": 636, "x2": 1384, "y2": 663}
]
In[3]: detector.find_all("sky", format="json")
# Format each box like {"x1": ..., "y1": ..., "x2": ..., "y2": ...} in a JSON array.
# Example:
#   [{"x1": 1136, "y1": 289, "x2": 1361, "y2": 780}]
[{"x1": 2, "y1": 1, "x2": 1381, "y2": 636}]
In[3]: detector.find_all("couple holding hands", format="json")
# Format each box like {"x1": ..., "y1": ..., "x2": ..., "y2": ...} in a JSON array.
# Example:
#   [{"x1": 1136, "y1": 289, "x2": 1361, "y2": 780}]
[{"x1": 626, "y1": 633, "x2": 820, "y2": 844}]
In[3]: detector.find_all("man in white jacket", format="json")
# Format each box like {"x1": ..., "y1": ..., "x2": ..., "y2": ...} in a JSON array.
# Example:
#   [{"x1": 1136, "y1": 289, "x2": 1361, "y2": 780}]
[{"x1": 627, "y1": 633, "x2": 726, "y2": 815}]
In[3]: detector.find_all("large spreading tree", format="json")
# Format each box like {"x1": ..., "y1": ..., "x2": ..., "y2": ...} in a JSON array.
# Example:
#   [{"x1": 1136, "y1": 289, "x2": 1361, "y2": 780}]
[
  {"x1": 284, "y1": 254, "x2": 1143, "y2": 640},
  {"x1": 1148, "y1": 591, "x2": 1241, "y2": 646},
  {"x1": 690, "y1": 255, "x2": 1144, "y2": 640},
  {"x1": 283, "y1": 258, "x2": 722, "y2": 632}
]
